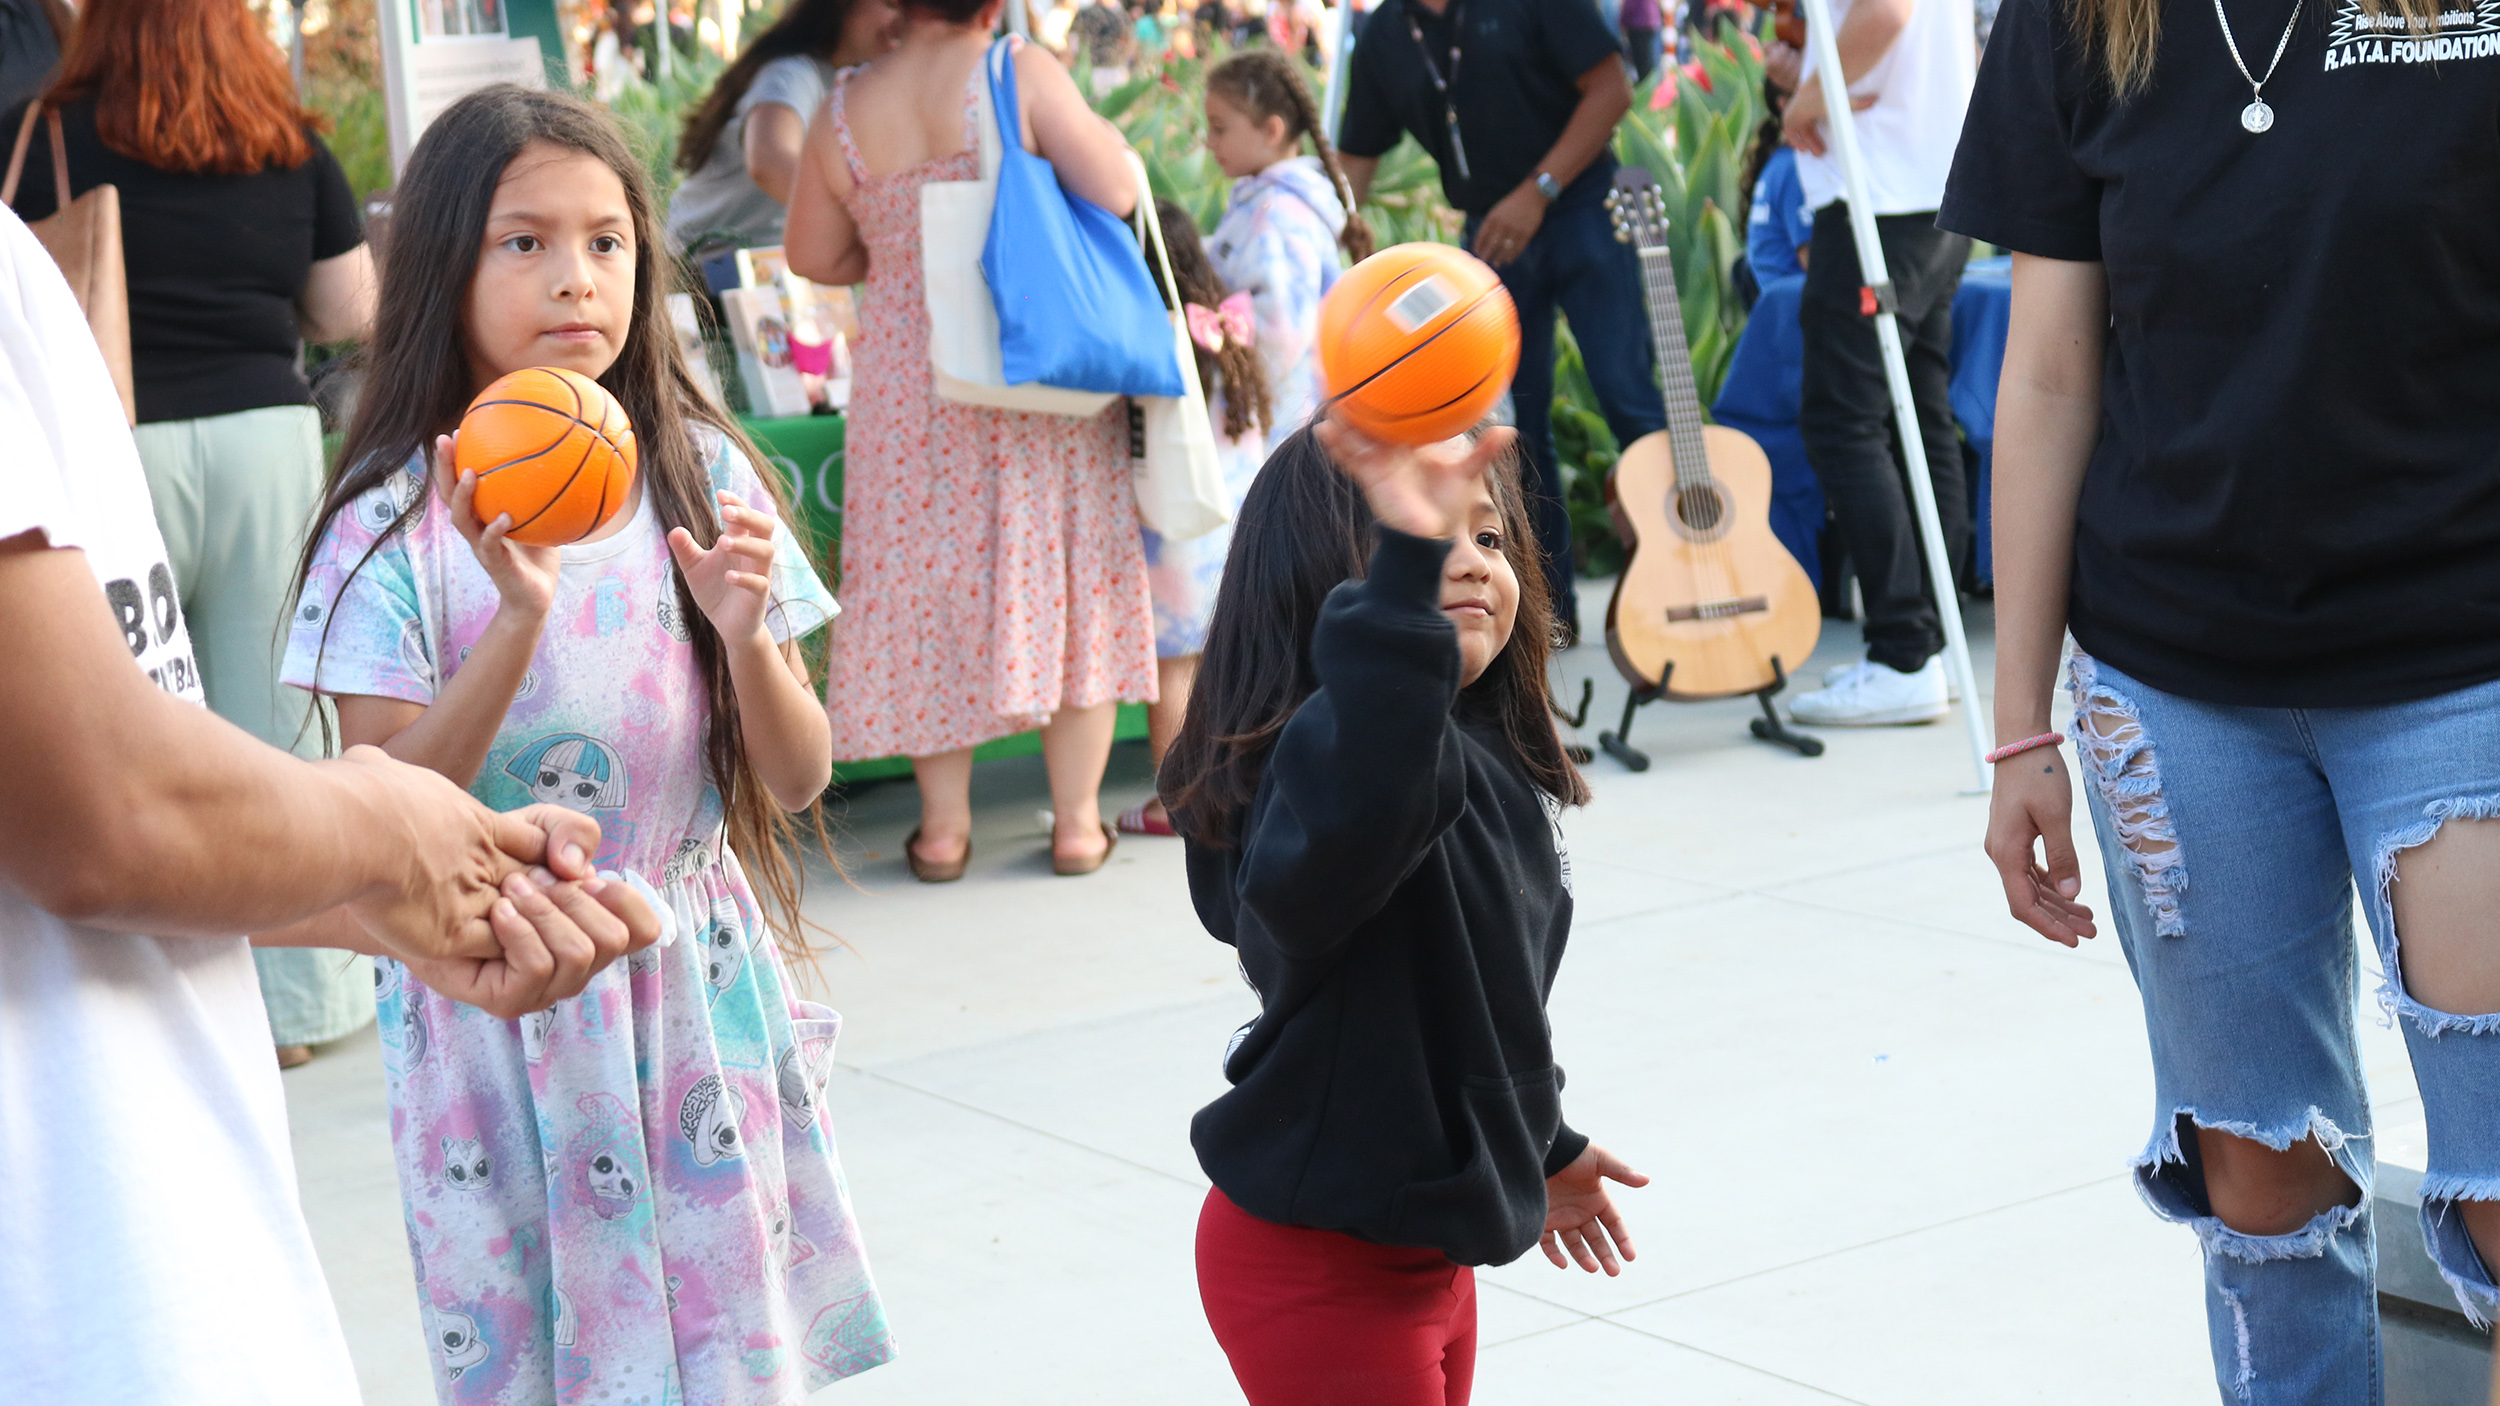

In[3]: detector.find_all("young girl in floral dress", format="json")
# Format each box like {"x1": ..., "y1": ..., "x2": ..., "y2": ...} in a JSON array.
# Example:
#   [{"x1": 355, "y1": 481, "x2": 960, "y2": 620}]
[{"x1": 282, "y1": 86, "x2": 890, "y2": 1404}]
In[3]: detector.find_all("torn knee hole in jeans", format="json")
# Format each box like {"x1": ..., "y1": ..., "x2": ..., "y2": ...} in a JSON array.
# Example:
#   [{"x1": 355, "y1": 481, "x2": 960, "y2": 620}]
[{"x1": 2068, "y1": 657, "x2": 2186, "y2": 935}]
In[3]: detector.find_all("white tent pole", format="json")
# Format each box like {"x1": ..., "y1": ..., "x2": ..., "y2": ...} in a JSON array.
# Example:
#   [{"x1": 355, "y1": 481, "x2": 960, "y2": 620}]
[
  {"x1": 1799, "y1": 0, "x2": 1990, "y2": 794},
  {"x1": 1321, "y1": 0, "x2": 1357, "y2": 140}
]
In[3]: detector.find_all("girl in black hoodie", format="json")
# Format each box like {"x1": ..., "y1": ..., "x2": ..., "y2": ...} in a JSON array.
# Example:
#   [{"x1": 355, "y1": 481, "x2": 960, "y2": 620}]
[{"x1": 1162, "y1": 413, "x2": 1645, "y2": 1405}]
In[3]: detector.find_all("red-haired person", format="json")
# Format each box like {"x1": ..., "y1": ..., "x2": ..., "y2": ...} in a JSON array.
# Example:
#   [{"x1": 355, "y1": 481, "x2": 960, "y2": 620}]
[{"x1": 5, "y1": 0, "x2": 378, "y2": 1068}]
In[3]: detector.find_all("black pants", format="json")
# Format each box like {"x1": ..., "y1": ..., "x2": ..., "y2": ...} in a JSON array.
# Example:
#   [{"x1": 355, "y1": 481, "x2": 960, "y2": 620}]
[
  {"x1": 1799, "y1": 205, "x2": 1970, "y2": 674},
  {"x1": 1462, "y1": 171, "x2": 1667, "y2": 634}
]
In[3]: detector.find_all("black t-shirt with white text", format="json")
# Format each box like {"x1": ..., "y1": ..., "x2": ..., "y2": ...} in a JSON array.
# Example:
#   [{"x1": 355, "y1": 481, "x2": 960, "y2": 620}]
[
  {"x1": 1339, "y1": 0, "x2": 1623, "y2": 216},
  {"x1": 1940, "y1": 0, "x2": 2500, "y2": 707},
  {"x1": 4, "y1": 97, "x2": 363, "y2": 426}
]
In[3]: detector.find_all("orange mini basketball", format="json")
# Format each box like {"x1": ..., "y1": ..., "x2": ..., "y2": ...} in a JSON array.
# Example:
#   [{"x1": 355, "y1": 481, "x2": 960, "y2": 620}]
[
  {"x1": 453, "y1": 367, "x2": 639, "y2": 546},
  {"x1": 1318, "y1": 242, "x2": 1519, "y2": 445}
]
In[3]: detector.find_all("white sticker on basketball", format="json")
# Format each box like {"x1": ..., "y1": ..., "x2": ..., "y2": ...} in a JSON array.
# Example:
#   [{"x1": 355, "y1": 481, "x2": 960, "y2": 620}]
[{"x1": 1384, "y1": 275, "x2": 1458, "y2": 334}]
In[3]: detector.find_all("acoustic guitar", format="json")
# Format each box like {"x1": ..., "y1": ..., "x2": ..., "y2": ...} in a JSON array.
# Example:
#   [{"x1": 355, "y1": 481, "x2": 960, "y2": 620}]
[{"x1": 1601, "y1": 168, "x2": 1821, "y2": 706}]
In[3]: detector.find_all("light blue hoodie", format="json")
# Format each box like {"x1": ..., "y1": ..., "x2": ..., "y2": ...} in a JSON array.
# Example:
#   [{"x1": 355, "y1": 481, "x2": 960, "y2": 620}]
[{"x1": 1207, "y1": 155, "x2": 1349, "y2": 453}]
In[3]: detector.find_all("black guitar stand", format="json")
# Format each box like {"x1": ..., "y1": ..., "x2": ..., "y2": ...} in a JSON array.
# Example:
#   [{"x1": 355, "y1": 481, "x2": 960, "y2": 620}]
[
  {"x1": 1549, "y1": 679, "x2": 1596, "y2": 765},
  {"x1": 1597, "y1": 657, "x2": 1825, "y2": 771}
]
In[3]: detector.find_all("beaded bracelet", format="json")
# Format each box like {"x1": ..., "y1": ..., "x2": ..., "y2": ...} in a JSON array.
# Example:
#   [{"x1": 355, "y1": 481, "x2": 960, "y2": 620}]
[{"x1": 1985, "y1": 732, "x2": 2065, "y2": 765}]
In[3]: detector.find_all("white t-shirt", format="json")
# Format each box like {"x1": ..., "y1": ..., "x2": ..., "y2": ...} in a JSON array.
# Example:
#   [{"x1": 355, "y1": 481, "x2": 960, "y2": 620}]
[
  {"x1": 1797, "y1": 0, "x2": 1978, "y2": 215},
  {"x1": 0, "y1": 210, "x2": 363, "y2": 1405}
]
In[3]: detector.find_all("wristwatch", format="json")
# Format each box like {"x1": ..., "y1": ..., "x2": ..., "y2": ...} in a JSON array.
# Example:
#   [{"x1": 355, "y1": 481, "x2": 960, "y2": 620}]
[{"x1": 1534, "y1": 171, "x2": 1562, "y2": 202}]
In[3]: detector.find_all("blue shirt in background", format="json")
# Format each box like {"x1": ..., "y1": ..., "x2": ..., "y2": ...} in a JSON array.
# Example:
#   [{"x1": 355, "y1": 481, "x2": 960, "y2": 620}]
[{"x1": 1747, "y1": 146, "x2": 1814, "y2": 285}]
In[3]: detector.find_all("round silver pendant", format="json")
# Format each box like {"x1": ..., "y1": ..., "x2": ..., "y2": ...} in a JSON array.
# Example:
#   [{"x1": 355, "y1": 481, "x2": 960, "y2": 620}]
[{"x1": 2241, "y1": 99, "x2": 2275, "y2": 133}]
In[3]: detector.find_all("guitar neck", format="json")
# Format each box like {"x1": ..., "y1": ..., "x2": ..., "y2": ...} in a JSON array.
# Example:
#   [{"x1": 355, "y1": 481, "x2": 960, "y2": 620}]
[{"x1": 1635, "y1": 246, "x2": 1713, "y2": 488}]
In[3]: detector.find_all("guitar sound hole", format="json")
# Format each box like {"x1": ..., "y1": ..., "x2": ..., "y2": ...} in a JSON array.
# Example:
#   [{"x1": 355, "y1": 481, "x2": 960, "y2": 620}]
[{"x1": 1675, "y1": 484, "x2": 1726, "y2": 533}]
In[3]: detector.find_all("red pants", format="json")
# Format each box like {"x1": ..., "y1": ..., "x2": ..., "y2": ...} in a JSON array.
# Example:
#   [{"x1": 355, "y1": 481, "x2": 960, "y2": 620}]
[{"x1": 1196, "y1": 1187, "x2": 1477, "y2": 1406}]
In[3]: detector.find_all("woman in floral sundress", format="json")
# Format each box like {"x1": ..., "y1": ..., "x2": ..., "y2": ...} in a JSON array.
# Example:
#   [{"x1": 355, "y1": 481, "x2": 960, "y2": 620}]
[{"x1": 785, "y1": 0, "x2": 1155, "y2": 881}]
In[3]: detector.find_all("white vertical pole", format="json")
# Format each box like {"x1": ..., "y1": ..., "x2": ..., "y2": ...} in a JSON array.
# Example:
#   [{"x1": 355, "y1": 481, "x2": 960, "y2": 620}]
[
  {"x1": 1799, "y1": 0, "x2": 1989, "y2": 794},
  {"x1": 1006, "y1": 0, "x2": 1032, "y2": 38},
  {"x1": 379, "y1": 0, "x2": 418, "y2": 173},
  {"x1": 1321, "y1": 0, "x2": 1356, "y2": 139},
  {"x1": 656, "y1": 0, "x2": 675, "y2": 82}
]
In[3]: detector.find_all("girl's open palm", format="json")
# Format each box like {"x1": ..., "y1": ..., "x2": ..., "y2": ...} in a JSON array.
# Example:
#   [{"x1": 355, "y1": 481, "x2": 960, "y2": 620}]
[
  {"x1": 668, "y1": 491, "x2": 781, "y2": 644},
  {"x1": 435, "y1": 433, "x2": 562, "y2": 618},
  {"x1": 1543, "y1": 1142, "x2": 1648, "y2": 1276},
  {"x1": 1316, "y1": 410, "x2": 1519, "y2": 541}
]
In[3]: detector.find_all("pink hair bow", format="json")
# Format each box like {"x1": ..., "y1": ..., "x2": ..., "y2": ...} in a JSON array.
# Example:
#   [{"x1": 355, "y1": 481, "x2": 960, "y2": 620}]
[{"x1": 1185, "y1": 292, "x2": 1256, "y2": 353}]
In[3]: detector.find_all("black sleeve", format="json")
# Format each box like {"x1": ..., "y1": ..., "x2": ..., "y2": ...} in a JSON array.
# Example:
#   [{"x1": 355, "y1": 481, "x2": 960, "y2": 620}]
[
  {"x1": 1539, "y1": 0, "x2": 1626, "y2": 80},
  {"x1": 305, "y1": 135, "x2": 363, "y2": 261},
  {"x1": 1936, "y1": 0, "x2": 2102, "y2": 261},
  {"x1": 1337, "y1": 28, "x2": 1405, "y2": 160},
  {"x1": 2, "y1": 97, "x2": 58, "y2": 223},
  {"x1": 1544, "y1": 1116, "x2": 1590, "y2": 1178},
  {"x1": 1234, "y1": 527, "x2": 1470, "y2": 958}
]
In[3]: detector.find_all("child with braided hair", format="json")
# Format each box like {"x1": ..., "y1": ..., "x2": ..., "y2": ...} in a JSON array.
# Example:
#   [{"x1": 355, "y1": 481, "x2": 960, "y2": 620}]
[{"x1": 1202, "y1": 51, "x2": 1374, "y2": 453}]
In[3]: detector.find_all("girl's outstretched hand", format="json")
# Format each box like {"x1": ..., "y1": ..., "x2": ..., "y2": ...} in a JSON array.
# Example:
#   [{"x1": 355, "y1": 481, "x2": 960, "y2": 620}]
[
  {"x1": 667, "y1": 491, "x2": 782, "y2": 644},
  {"x1": 1983, "y1": 746, "x2": 2098, "y2": 947},
  {"x1": 1315, "y1": 409, "x2": 1518, "y2": 542},
  {"x1": 434, "y1": 432, "x2": 562, "y2": 620},
  {"x1": 1542, "y1": 1142, "x2": 1649, "y2": 1276}
]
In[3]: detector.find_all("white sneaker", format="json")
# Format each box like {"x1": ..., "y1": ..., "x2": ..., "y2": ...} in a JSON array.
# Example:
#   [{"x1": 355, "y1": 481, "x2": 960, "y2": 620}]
[
  {"x1": 1823, "y1": 655, "x2": 1961, "y2": 703},
  {"x1": 1791, "y1": 655, "x2": 1951, "y2": 726}
]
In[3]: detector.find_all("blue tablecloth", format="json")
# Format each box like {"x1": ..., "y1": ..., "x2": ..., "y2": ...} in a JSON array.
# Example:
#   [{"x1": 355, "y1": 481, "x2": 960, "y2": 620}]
[{"x1": 1709, "y1": 255, "x2": 2013, "y2": 587}]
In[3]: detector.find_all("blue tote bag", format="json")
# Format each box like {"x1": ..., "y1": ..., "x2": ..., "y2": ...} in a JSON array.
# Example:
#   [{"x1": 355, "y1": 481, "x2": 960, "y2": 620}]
[{"x1": 979, "y1": 42, "x2": 1184, "y2": 398}]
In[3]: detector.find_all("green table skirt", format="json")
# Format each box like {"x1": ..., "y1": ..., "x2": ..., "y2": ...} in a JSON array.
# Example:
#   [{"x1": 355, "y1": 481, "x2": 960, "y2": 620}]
[{"x1": 741, "y1": 413, "x2": 1147, "y2": 784}]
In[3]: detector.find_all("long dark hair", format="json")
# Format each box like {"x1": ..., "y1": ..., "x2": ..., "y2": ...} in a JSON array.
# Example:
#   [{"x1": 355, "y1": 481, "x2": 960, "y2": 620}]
[
  {"x1": 293, "y1": 84, "x2": 835, "y2": 961},
  {"x1": 1160, "y1": 427, "x2": 1587, "y2": 848},
  {"x1": 677, "y1": 0, "x2": 863, "y2": 172},
  {"x1": 1204, "y1": 49, "x2": 1376, "y2": 263},
  {"x1": 1736, "y1": 75, "x2": 1786, "y2": 225},
  {"x1": 1147, "y1": 197, "x2": 1271, "y2": 441}
]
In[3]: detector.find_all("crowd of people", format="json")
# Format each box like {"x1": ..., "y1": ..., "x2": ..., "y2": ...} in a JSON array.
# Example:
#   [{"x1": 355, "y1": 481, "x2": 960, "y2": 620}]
[{"x1": 10, "y1": 0, "x2": 2500, "y2": 1403}]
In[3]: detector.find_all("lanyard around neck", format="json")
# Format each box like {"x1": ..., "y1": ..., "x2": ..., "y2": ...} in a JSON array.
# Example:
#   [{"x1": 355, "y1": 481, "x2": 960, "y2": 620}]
[{"x1": 1406, "y1": 0, "x2": 1472, "y2": 181}]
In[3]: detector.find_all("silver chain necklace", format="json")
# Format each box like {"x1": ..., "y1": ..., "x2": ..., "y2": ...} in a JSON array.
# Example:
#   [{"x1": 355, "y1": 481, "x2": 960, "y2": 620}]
[{"x1": 2214, "y1": 0, "x2": 2302, "y2": 133}]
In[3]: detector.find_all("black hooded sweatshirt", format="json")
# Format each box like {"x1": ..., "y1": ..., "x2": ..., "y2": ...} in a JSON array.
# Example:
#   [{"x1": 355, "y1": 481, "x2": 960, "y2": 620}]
[{"x1": 1182, "y1": 527, "x2": 1588, "y2": 1268}]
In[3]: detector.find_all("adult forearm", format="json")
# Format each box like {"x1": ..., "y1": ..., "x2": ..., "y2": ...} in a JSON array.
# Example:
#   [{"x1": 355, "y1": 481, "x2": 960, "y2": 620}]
[
  {"x1": 1535, "y1": 66, "x2": 1633, "y2": 191},
  {"x1": 1991, "y1": 256, "x2": 2108, "y2": 740},
  {"x1": 1833, "y1": 0, "x2": 1913, "y2": 80},
  {"x1": 1340, "y1": 154, "x2": 1378, "y2": 209},
  {"x1": 728, "y1": 634, "x2": 832, "y2": 811}
]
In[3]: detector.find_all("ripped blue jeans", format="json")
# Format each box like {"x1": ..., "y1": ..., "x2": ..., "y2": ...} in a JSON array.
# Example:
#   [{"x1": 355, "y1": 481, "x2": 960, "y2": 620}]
[{"x1": 2070, "y1": 652, "x2": 2500, "y2": 1404}]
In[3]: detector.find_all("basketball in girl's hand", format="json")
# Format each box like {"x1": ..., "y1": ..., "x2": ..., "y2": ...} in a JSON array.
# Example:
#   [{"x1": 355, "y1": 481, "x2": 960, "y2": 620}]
[
  {"x1": 454, "y1": 367, "x2": 639, "y2": 546},
  {"x1": 1319, "y1": 243, "x2": 1519, "y2": 445}
]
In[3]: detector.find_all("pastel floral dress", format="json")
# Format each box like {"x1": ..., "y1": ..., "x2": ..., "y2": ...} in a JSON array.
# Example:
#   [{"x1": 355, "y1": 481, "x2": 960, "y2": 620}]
[
  {"x1": 1208, "y1": 155, "x2": 1348, "y2": 455},
  {"x1": 822, "y1": 67, "x2": 1156, "y2": 758},
  {"x1": 279, "y1": 430, "x2": 892, "y2": 1406},
  {"x1": 1140, "y1": 372, "x2": 1264, "y2": 656}
]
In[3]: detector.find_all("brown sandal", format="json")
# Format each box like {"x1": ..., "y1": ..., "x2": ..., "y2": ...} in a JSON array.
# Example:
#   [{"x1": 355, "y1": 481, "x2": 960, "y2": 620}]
[
  {"x1": 1052, "y1": 821, "x2": 1117, "y2": 877},
  {"x1": 905, "y1": 827, "x2": 970, "y2": 883}
]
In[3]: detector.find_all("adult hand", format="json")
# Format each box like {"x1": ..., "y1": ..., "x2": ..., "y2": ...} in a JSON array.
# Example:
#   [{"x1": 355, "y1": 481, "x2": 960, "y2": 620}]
[
  {"x1": 401, "y1": 866, "x2": 660, "y2": 1020},
  {"x1": 1982, "y1": 748, "x2": 2098, "y2": 947},
  {"x1": 1471, "y1": 184, "x2": 1548, "y2": 267},
  {"x1": 334, "y1": 751, "x2": 606, "y2": 964},
  {"x1": 1780, "y1": 79, "x2": 1879, "y2": 159},
  {"x1": 1315, "y1": 411, "x2": 1518, "y2": 541},
  {"x1": 1542, "y1": 1143, "x2": 1649, "y2": 1275},
  {"x1": 434, "y1": 432, "x2": 563, "y2": 621},
  {"x1": 667, "y1": 490, "x2": 780, "y2": 647}
]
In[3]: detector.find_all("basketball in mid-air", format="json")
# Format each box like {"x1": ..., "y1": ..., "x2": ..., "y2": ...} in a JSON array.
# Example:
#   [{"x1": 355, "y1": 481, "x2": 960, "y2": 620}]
[
  {"x1": 1318, "y1": 242, "x2": 1519, "y2": 445},
  {"x1": 453, "y1": 367, "x2": 638, "y2": 546}
]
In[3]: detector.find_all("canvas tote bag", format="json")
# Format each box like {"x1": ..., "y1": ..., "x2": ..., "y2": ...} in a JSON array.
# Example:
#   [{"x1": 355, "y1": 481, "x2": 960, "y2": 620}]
[
  {"x1": 918, "y1": 41, "x2": 1115, "y2": 416},
  {"x1": 3, "y1": 104, "x2": 134, "y2": 424},
  {"x1": 1129, "y1": 158, "x2": 1229, "y2": 542}
]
